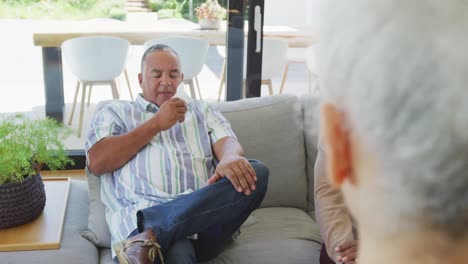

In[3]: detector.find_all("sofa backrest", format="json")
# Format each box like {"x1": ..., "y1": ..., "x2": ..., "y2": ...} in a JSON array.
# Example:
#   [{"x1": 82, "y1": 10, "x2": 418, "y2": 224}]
[{"x1": 215, "y1": 94, "x2": 309, "y2": 210}]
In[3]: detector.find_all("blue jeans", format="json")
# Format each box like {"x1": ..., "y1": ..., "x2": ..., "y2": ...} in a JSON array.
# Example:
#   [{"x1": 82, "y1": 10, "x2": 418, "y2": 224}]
[
  {"x1": 133, "y1": 159, "x2": 269, "y2": 263},
  {"x1": 164, "y1": 238, "x2": 196, "y2": 264}
]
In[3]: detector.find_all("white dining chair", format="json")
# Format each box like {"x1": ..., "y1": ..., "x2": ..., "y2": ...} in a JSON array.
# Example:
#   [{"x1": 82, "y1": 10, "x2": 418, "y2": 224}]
[
  {"x1": 62, "y1": 36, "x2": 130, "y2": 137},
  {"x1": 83, "y1": 18, "x2": 134, "y2": 103},
  {"x1": 260, "y1": 38, "x2": 288, "y2": 95},
  {"x1": 279, "y1": 48, "x2": 305, "y2": 94},
  {"x1": 217, "y1": 38, "x2": 288, "y2": 101},
  {"x1": 143, "y1": 36, "x2": 209, "y2": 100}
]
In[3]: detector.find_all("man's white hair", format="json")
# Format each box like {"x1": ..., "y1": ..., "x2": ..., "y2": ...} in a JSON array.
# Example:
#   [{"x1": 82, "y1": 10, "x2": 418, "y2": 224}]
[{"x1": 319, "y1": 0, "x2": 468, "y2": 238}]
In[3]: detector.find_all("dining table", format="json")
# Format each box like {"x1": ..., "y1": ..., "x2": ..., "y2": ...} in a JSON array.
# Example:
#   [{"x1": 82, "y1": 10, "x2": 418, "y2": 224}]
[{"x1": 32, "y1": 18, "x2": 318, "y2": 122}]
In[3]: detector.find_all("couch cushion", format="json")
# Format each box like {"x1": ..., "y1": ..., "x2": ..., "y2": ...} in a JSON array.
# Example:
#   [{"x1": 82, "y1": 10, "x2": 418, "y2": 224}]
[
  {"x1": 201, "y1": 207, "x2": 322, "y2": 264},
  {"x1": 99, "y1": 207, "x2": 322, "y2": 264},
  {"x1": 99, "y1": 248, "x2": 114, "y2": 264},
  {"x1": 2, "y1": 180, "x2": 99, "y2": 264},
  {"x1": 81, "y1": 100, "x2": 114, "y2": 248},
  {"x1": 216, "y1": 94, "x2": 308, "y2": 210},
  {"x1": 81, "y1": 168, "x2": 112, "y2": 248}
]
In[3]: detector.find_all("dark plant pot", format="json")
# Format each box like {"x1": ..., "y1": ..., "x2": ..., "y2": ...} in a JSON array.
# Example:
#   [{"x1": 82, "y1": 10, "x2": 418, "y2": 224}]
[{"x1": 0, "y1": 174, "x2": 46, "y2": 229}]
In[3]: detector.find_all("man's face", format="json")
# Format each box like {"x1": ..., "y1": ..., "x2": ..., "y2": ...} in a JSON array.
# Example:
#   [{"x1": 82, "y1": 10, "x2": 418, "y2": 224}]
[{"x1": 139, "y1": 50, "x2": 184, "y2": 106}]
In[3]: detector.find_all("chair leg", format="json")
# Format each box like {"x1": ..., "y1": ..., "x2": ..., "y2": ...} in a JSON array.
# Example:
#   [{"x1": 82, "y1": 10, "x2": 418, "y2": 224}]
[
  {"x1": 87, "y1": 84, "x2": 93, "y2": 107},
  {"x1": 261, "y1": 79, "x2": 273, "y2": 96},
  {"x1": 78, "y1": 83, "x2": 88, "y2": 138},
  {"x1": 68, "y1": 81, "x2": 81, "y2": 126},
  {"x1": 217, "y1": 59, "x2": 226, "y2": 102},
  {"x1": 194, "y1": 76, "x2": 203, "y2": 101},
  {"x1": 187, "y1": 79, "x2": 197, "y2": 100},
  {"x1": 124, "y1": 68, "x2": 133, "y2": 100},
  {"x1": 110, "y1": 80, "x2": 120, "y2": 99},
  {"x1": 267, "y1": 79, "x2": 273, "y2": 96},
  {"x1": 279, "y1": 62, "x2": 289, "y2": 94}
]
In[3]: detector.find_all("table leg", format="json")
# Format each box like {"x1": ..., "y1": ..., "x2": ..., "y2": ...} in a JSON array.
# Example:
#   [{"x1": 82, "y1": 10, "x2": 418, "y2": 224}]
[{"x1": 42, "y1": 47, "x2": 64, "y2": 123}]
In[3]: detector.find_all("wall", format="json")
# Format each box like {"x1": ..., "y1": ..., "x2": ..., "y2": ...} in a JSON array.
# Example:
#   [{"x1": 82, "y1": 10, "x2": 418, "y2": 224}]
[{"x1": 263, "y1": 0, "x2": 322, "y2": 30}]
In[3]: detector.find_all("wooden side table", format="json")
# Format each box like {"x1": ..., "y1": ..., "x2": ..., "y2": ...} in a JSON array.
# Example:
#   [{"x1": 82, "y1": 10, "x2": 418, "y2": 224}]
[{"x1": 0, "y1": 177, "x2": 71, "y2": 251}]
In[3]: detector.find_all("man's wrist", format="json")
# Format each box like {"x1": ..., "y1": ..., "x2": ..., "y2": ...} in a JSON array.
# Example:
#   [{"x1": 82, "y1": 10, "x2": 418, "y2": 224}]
[
  {"x1": 149, "y1": 115, "x2": 162, "y2": 133},
  {"x1": 219, "y1": 153, "x2": 241, "y2": 161}
]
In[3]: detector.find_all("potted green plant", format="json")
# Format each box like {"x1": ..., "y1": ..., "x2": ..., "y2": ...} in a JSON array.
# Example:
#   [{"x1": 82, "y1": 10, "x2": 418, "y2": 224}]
[
  {"x1": 0, "y1": 114, "x2": 74, "y2": 229},
  {"x1": 195, "y1": 0, "x2": 226, "y2": 30}
]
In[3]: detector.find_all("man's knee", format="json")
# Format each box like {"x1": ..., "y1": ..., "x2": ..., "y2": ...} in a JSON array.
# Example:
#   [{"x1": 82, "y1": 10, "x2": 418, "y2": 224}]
[{"x1": 249, "y1": 159, "x2": 269, "y2": 190}]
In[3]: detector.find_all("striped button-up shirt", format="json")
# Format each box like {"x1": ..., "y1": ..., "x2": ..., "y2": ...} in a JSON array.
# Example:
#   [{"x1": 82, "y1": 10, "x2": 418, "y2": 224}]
[{"x1": 85, "y1": 94, "x2": 236, "y2": 256}]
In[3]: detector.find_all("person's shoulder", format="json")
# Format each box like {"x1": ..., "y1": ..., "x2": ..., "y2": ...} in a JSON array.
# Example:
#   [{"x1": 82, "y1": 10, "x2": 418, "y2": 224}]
[{"x1": 94, "y1": 100, "x2": 136, "y2": 119}]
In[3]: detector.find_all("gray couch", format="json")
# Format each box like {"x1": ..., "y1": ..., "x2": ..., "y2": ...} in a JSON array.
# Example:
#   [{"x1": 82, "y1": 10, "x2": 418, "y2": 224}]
[{"x1": 2, "y1": 94, "x2": 323, "y2": 264}]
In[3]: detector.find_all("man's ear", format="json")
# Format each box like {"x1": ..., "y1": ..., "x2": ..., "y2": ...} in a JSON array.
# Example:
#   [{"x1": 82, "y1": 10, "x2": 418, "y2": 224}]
[
  {"x1": 321, "y1": 103, "x2": 354, "y2": 187},
  {"x1": 138, "y1": 73, "x2": 143, "y2": 88}
]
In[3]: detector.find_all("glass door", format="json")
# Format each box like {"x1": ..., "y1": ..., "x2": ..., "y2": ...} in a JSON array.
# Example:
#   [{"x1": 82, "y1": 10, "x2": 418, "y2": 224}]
[
  {"x1": 224, "y1": 0, "x2": 264, "y2": 101},
  {"x1": 245, "y1": 0, "x2": 264, "y2": 98}
]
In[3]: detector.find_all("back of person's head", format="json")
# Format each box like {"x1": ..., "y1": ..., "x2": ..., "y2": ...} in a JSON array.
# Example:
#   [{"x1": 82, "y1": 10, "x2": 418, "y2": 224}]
[{"x1": 318, "y1": 0, "x2": 468, "y2": 246}]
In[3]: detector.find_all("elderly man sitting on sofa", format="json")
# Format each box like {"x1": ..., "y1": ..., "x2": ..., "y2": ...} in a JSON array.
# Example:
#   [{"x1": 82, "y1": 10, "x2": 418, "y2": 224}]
[{"x1": 86, "y1": 44, "x2": 269, "y2": 264}]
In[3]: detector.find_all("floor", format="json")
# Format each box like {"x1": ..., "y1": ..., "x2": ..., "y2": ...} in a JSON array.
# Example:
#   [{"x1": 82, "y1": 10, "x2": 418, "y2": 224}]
[{"x1": 0, "y1": 19, "x2": 318, "y2": 150}]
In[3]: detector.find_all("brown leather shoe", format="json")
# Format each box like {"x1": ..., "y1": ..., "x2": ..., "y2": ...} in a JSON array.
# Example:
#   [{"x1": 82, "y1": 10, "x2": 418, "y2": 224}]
[{"x1": 114, "y1": 228, "x2": 164, "y2": 264}]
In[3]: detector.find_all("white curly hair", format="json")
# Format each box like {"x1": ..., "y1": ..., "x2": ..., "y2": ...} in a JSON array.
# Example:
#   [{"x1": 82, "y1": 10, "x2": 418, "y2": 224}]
[{"x1": 318, "y1": 0, "x2": 468, "y2": 238}]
